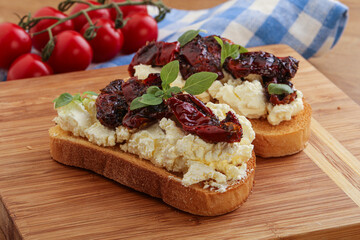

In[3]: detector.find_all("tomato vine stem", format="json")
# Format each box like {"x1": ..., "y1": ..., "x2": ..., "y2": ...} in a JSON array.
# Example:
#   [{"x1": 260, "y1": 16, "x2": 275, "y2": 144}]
[{"x1": 17, "y1": 0, "x2": 170, "y2": 61}]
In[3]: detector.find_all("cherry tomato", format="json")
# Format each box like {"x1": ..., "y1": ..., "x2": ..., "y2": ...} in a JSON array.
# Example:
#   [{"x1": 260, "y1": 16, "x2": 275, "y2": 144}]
[
  {"x1": 70, "y1": 1, "x2": 111, "y2": 31},
  {"x1": 81, "y1": 18, "x2": 124, "y2": 63},
  {"x1": 0, "y1": 23, "x2": 32, "y2": 69},
  {"x1": 30, "y1": 7, "x2": 74, "y2": 52},
  {"x1": 7, "y1": 54, "x2": 53, "y2": 80},
  {"x1": 110, "y1": 0, "x2": 148, "y2": 21},
  {"x1": 121, "y1": 12, "x2": 158, "y2": 54},
  {"x1": 48, "y1": 30, "x2": 93, "y2": 73}
]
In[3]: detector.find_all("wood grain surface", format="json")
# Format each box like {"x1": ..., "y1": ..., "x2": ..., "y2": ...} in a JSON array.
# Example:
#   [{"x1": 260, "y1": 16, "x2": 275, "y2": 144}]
[
  {"x1": 0, "y1": 0, "x2": 359, "y2": 105},
  {"x1": 1, "y1": 45, "x2": 360, "y2": 239}
]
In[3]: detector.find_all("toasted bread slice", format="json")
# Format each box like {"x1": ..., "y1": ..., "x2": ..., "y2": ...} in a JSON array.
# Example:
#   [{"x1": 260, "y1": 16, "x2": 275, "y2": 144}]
[
  {"x1": 250, "y1": 100, "x2": 312, "y2": 158},
  {"x1": 49, "y1": 125, "x2": 256, "y2": 216}
]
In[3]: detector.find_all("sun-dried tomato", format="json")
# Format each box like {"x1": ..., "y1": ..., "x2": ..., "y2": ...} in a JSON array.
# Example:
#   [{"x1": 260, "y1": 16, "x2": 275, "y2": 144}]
[
  {"x1": 96, "y1": 79, "x2": 128, "y2": 128},
  {"x1": 121, "y1": 77, "x2": 148, "y2": 105},
  {"x1": 128, "y1": 41, "x2": 180, "y2": 76},
  {"x1": 167, "y1": 93, "x2": 242, "y2": 143},
  {"x1": 223, "y1": 51, "x2": 299, "y2": 83},
  {"x1": 121, "y1": 74, "x2": 171, "y2": 129},
  {"x1": 122, "y1": 103, "x2": 171, "y2": 129},
  {"x1": 178, "y1": 35, "x2": 224, "y2": 80},
  {"x1": 224, "y1": 51, "x2": 299, "y2": 105},
  {"x1": 96, "y1": 74, "x2": 170, "y2": 129},
  {"x1": 269, "y1": 91, "x2": 298, "y2": 105},
  {"x1": 262, "y1": 79, "x2": 297, "y2": 105}
]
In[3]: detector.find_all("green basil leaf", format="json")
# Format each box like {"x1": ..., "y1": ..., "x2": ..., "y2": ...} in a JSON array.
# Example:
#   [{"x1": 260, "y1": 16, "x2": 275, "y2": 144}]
[
  {"x1": 54, "y1": 93, "x2": 73, "y2": 109},
  {"x1": 178, "y1": 29, "x2": 201, "y2": 47},
  {"x1": 139, "y1": 93, "x2": 163, "y2": 105},
  {"x1": 239, "y1": 45, "x2": 248, "y2": 54},
  {"x1": 213, "y1": 36, "x2": 223, "y2": 47},
  {"x1": 164, "y1": 86, "x2": 182, "y2": 99},
  {"x1": 130, "y1": 97, "x2": 149, "y2": 110},
  {"x1": 83, "y1": 91, "x2": 98, "y2": 96},
  {"x1": 214, "y1": 36, "x2": 225, "y2": 65},
  {"x1": 168, "y1": 86, "x2": 182, "y2": 94},
  {"x1": 215, "y1": 36, "x2": 230, "y2": 65},
  {"x1": 227, "y1": 43, "x2": 240, "y2": 59},
  {"x1": 147, "y1": 86, "x2": 161, "y2": 95},
  {"x1": 161, "y1": 60, "x2": 179, "y2": 90},
  {"x1": 182, "y1": 72, "x2": 218, "y2": 95},
  {"x1": 214, "y1": 36, "x2": 248, "y2": 65},
  {"x1": 268, "y1": 83, "x2": 294, "y2": 95},
  {"x1": 72, "y1": 93, "x2": 82, "y2": 102},
  {"x1": 155, "y1": 90, "x2": 164, "y2": 97}
]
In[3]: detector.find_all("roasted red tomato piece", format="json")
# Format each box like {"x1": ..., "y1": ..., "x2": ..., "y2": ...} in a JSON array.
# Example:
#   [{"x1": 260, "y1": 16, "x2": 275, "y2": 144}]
[
  {"x1": 128, "y1": 41, "x2": 179, "y2": 76},
  {"x1": 96, "y1": 74, "x2": 170, "y2": 129},
  {"x1": 121, "y1": 74, "x2": 161, "y2": 105},
  {"x1": 223, "y1": 51, "x2": 299, "y2": 83},
  {"x1": 96, "y1": 79, "x2": 128, "y2": 128},
  {"x1": 269, "y1": 91, "x2": 298, "y2": 105},
  {"x1": 178, "y1": 35, "x2": 223, "y2": 80},
  {"x1": 167, "y1": 93, "x2": 242, "y2": 143},
  {"x1": 122, "y1": 102, "x2": 170, "y2": 129},
  {"x1": 224, "y1": 51, "x2": 299, "y2": 105},
  {"x1": 121, "y1": 74, "x2": 171, "y2": 129}
]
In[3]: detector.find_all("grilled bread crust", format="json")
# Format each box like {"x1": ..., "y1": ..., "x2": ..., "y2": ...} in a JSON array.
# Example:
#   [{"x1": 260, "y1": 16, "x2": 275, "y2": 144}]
[
  {"x1": 250, "y1": 100, "x2": 312, "y2": 158},
  {"x1": 49, "y1": 126, "x2": 256, "y2": 216}
]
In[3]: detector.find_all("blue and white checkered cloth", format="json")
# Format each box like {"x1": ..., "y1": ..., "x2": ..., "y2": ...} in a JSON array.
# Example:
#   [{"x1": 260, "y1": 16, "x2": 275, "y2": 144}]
[
  {"x1": 0, "y1": 0, "x2": 348, "y2": 81},
  {"x1": 94, "y1": 0, "x2": 348, "y2": 70}
]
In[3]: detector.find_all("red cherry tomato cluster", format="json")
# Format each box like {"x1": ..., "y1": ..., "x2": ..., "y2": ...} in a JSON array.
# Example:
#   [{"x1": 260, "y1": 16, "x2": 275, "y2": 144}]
[{"x1": 0, "y1": 0, "x2": 158, "y2": 81}]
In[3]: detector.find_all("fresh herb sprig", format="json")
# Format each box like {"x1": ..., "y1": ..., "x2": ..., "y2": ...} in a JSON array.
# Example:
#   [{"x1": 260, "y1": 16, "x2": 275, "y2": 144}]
[
  {"x1": 53, "y1": 91, "x2": 98, "y2": 108},
  {"x1": 177, "y1": 30, "x2": 248, "y2": 65},
  {"x1": 213, "y1": 36, "x2": 248, "y2": 65},
  {"x1": 267, "y1": 83, "x2": 294, "y2": 95},
  {"x1": 130, "y1": 60, "x2": 218, "y2": 110},
  {"x1": 177, "y1": 29, "x2": 206, "y2": 47}
]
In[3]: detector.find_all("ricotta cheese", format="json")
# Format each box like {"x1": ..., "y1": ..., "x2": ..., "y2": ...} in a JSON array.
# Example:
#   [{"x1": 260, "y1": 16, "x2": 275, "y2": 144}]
[
  {"x1": 134, "y1": 64, "x2": 304, "y2": 125},
  {"x1": 133, "y1": 64, "x2": 161, "y2": 79},
  {"x1": 209, "y1": 79, "x2": 267, "y2": 118},
  {"x1": 206, "y1": 102, "x2": 255, "y2": 146},
  {"x1": 85, "y1": 121, "x2": 116, "y2": 147},
  {"x1": 120, "y1": 116, "x2": 253, "y2": 188},
  {"x1": 54, "y1": 100, "x2": 93, "y2": 137},
  {"x1": 267, "y1": 90, "x2": 304, "y2": 125},
  {"x1": 115, "y1": 125, "x2": 131, "y2": 143},
  {"x1": 54, "y1": 96, "x2": 117, "y2": 146},
  {"x1": 55, "y1": 96, "x2": 254, "y2": 192},
  {"x1": 209, "y1": 78, "x2": 304, "y2": 125}
]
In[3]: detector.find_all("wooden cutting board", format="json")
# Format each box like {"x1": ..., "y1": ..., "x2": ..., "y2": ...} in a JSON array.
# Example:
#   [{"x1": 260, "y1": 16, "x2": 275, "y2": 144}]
[{"x1": 1, "y1": 45, "x2": 360, "y2": 240}]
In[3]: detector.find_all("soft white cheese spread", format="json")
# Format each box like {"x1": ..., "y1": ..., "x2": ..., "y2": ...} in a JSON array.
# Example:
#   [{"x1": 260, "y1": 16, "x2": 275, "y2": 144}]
[
  {"x1": 209, "y1": 79, "x2": 267, "y2": 118},
  {"x1": 54, "y1": 100, "x2": 93, "y2": 138},
  {"x1": 85, "y1": 121, "x2": 116, "y2": 147},
  {"x1": 266, "y1": 90, "x2": 304, "y2": 125},
  {"x1": 54, "y1": 96, "x2": 254, "y2": 192},
  {"x1": 133, "y1": 64, "x2": 304, "y2": 125}
]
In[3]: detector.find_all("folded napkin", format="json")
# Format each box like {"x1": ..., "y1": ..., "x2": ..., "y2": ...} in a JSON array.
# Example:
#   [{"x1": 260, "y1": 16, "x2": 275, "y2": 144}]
[{"x1": 0, "y1": 0, "x2": 348, "y2": 81}]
